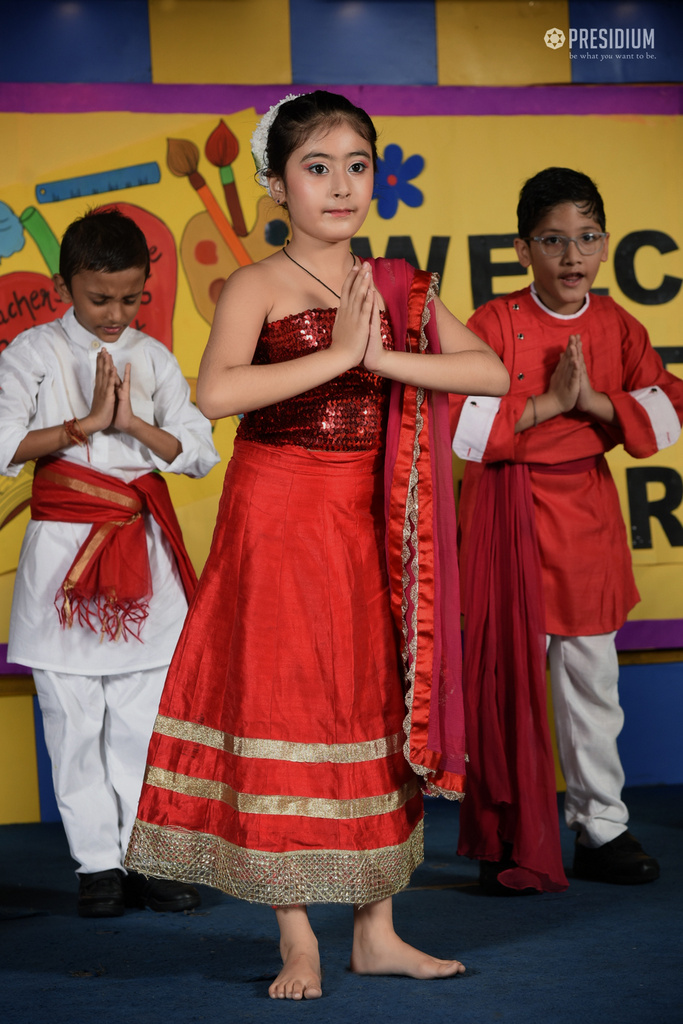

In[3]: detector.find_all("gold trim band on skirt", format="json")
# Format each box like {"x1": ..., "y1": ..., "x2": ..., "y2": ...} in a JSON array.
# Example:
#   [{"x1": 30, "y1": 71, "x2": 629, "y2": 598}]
[
  {"x1": 154, "y1": 714, "x2": 404, "y2": 764},
  {"x1": 125, "y1": 817, "x2": 424, "y2": 905},
  {"x1": 144, "y1": 765, "x2": 420, "y2": 819}
]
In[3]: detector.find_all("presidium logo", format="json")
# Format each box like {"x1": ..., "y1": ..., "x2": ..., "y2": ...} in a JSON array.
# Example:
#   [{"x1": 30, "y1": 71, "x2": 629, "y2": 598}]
[
  {"x1": 544, "y1": 25, "x2": 656, "y2": 59},
  {"x1": 544, "y1": 28, "x2": 565, "y2": 49}
]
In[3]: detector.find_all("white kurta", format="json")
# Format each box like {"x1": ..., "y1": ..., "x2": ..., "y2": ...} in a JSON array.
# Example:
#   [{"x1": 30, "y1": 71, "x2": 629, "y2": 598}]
[{"x1": 1, "y1": 307, "x2": 220, "y2": 673}]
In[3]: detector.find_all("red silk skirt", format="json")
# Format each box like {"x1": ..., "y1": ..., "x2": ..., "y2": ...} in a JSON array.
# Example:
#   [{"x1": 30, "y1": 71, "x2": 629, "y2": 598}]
[{"x1": 126, "y1": 438, "x2": 424, "y2": 904}]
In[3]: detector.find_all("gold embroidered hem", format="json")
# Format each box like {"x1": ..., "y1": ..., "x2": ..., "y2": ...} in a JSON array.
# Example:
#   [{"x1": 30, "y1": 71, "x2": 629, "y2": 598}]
[
  {"x1": 125, "y1": 817, "x2": 424, "y2": 906},
  {"x1": 143, "y1": 765, "x2": 419, "y2": 819},
  {"x1": 154, "y1": 714, "x2": 404, "y2": 764},
  {"x1": 425, "y1": 779, "x2": 465, "y2": 802}
]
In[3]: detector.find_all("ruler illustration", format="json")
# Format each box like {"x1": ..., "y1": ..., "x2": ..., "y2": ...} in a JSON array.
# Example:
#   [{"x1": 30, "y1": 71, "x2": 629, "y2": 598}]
[{"x1": 35, "y1": 162, "x2": 161, "y2": 204}]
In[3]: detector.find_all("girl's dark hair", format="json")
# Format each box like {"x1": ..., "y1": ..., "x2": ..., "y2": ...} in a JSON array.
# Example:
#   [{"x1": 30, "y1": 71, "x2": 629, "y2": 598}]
[
  {"x1": 265, "y1": 90, "x2": 378, "y2": 183},
  {"x1": 517, "y1": 167, "x2": 606, "y2": 238},
  {"x1": 59, "y1": 209, "x2": 150, "y2": 289}
]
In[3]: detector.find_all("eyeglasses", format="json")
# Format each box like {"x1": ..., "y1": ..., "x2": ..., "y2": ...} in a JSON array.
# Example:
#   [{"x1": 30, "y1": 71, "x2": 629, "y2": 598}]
[{"x1": 525, "y1": 232, "x2": 608, "y2": 258}]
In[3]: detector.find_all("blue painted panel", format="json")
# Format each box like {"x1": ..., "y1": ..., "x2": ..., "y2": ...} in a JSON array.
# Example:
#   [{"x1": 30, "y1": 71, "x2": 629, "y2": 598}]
[
  {"x1": 569, "y1": 1, "x2": 683, "y2": 83},
  {"x1": 0, "y1": 1, "x2": 151, "y2": 84},
  {"x1": 618, "y1": 663, "x2": 683, "y2": 786},
  {"x1": 32, "y1": 696, "x2": 61, "y2": 824},
  {"x1": 290, "y1": 0, "x2": 437, "y2": 85}
]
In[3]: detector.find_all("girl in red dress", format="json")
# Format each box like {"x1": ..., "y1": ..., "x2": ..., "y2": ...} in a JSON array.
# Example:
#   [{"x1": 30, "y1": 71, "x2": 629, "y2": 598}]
[{"x1": 127, "y1": 91, "x2": 508, "y2": 999}]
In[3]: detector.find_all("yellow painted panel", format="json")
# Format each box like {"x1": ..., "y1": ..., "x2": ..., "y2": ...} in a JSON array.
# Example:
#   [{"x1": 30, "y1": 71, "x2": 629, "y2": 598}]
[
  {"x1": 1, "y1": 108, "x2": 681, "y2": 630},
  {"x1": 436, "y1": 0, "x2": 571, "y2": 85},
  {"x1": 628, "y1": 562, "x2": 683, "y2": 623},
  {"x1": 0, "y1": 571, "x2": 16, "y2": 643},
  {"x1": 0, "y1": 107, "x2": 264, "y2": 577},
  {"x1": 149, "y1": 0, "x2": 291, "y2": 84},
  {"x1": 0, "y1": 508, "x2": 30, "y2": 577},
  {"x1": 0, "y1": 695, "x2": 40, "y2": 824}
]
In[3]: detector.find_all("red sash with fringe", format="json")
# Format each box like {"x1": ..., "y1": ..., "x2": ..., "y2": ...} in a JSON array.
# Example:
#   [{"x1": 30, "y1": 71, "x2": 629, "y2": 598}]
[{"x1": 31, "y1": 457, "x2": 197, "y2": 642}]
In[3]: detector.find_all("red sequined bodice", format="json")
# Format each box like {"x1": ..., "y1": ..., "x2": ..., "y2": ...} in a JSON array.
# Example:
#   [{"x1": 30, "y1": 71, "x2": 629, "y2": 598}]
[{"x1": 237, "y1": 308, "x2": 394, "y2": 451}]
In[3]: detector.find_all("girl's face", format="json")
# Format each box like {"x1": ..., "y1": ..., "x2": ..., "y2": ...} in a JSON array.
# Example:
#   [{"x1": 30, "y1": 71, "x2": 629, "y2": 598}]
[{"x1": 270, "y1": 122, "x2": 375, "y2": 244}]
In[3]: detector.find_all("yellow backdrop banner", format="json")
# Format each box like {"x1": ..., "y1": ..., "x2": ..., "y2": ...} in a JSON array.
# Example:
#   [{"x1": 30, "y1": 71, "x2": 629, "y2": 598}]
[{"x1": 1, "y1": 105, "x2": 681, "y2": 645}]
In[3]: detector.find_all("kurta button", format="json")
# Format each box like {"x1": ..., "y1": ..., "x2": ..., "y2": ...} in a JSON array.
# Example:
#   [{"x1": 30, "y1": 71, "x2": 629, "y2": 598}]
[
  {"x1": 517, "y1": 332, "x2": 524, "y2": 339},
  {"x1": 512, "y1": 304, "x2": 520, "y2": 310},
  {"x1": 91, "y1": 341, "x2": 100, "y2": 349},
  {"x1": 470, "y1": 400, "x2": 478, "y2": 406},
  {"x1": 517, "y1": 372, "x2": 524, "y2": 380}
]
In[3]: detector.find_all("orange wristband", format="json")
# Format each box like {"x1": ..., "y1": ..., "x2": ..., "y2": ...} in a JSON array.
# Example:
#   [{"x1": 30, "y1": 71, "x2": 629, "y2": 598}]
[{"x1": 64, "y1": 418, "x2": 91, "y2": 460}]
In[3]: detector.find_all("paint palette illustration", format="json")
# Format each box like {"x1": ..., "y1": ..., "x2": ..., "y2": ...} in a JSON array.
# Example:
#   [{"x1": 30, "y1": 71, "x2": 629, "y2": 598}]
[{"x1": 181, "y1": 196, "x2": 289, "y2": 324}]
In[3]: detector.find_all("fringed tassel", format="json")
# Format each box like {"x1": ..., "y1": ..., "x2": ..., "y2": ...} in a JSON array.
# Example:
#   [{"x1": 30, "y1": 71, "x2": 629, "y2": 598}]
[{"x1": 55, "y1": 584, "x2": 149, "y2": 642}]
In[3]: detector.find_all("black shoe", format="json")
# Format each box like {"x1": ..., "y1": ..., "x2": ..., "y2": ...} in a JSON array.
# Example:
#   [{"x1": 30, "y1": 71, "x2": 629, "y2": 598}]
[
  {"x1": 77, "y1": 869, "x2": 125, "y2": 918},
  {"x1": 123, "y1": 870, "x2": 201, "y2": 912},
  {"x1": 479, "y1": 858, "x2": 518, "y2": 896},
  {"x1": 478, "y1": 843, "x2": 540, "y2": 897},
  {"x1": 573, "y1": 831, "x2": 660, "y2": 885}
]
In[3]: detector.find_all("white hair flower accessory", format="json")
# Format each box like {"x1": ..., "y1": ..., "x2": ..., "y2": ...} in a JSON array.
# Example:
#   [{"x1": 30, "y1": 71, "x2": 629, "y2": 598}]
[{"x1": 251, "y1": 93, "x2": 302, "y2": 195}]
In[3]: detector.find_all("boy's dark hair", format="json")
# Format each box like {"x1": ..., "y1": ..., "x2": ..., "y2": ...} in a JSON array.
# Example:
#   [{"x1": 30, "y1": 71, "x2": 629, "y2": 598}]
[
  {"x1": 59, "y1": 209, "x2": 150, "y2": 289},
  {"x1": 517, "y1": 167, "x2": 606, "y2": 238},
  {"x1": 265, "y1": 90, "x2": 378, "y2": 183}
]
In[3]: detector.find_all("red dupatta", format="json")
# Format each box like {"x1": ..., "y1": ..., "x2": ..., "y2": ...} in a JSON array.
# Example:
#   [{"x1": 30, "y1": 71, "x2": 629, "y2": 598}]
[
  {"x1": 372, "y1": 258, "x2": 466, "y2": 799},
  {"x1": 457, "y1": 461, "x2": 568, "y2": 891}
]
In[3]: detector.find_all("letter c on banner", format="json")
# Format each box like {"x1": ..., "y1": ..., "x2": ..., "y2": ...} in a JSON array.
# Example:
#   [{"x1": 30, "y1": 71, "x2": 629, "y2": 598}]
[{"x1": 614, "y1": 230, "x2": 682, "y2": 306}]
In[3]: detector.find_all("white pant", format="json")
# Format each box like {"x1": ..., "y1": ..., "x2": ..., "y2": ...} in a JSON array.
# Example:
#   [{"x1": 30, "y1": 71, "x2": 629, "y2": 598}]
[
  {"x1": 547, "y1": 633, "x2": 629, "y2": 848},
  {"x1": 33, "y1": 666, "x2": 167, "y2": 875}
]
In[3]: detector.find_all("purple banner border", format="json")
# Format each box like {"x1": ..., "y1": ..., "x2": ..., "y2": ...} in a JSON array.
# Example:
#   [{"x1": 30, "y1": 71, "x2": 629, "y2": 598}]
[
  {"x1": 0, "y1": 83, "x2": 681, "y2": 117},
  {"x1": 617, "y1": 620, "x2": 683, "y2": 652},
  {"x1": 0, "y1": 644, "x2": 31, "y2": 675}
]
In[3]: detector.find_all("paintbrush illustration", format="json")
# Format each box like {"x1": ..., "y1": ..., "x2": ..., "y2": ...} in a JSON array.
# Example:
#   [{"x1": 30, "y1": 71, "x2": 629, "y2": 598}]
[
  {"x1": 205, "y1": 120, "x2": 248, "y2": 237},
  {"x1": 166, "y1": 138, "x2": 251, "y2": 267}
]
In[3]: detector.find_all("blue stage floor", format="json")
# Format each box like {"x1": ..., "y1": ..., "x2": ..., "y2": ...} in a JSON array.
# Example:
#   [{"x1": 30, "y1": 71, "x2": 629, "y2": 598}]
[{"x1": 2, "y1": 786, "x2": 682, "y2": 1024}]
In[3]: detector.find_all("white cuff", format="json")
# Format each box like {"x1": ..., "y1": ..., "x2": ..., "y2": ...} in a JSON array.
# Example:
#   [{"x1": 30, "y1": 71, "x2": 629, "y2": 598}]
[
  {"x1": 452, "y1": 395, "x2": 501, "y2": 462},
  {"x1": 630, "y1": 386, "x2": 681, "y2": 451},
  {"x1": 0, "y1": 427, "x2": 29, "y2": 477}
]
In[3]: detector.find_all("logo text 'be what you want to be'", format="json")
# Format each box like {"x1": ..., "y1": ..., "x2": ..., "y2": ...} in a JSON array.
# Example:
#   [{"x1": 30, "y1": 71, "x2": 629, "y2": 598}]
[{"x1": 544, "y1": 26, "x2": 656, "y2": 60}]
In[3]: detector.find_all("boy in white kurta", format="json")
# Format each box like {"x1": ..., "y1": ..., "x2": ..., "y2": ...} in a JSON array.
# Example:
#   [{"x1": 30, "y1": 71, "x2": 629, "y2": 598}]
[{"x1": 0, "y1": 210, "x2": 219, "y2": 916}]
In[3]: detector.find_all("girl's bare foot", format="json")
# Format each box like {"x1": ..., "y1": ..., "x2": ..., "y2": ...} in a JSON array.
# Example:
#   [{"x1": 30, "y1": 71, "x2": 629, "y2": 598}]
[
  {"x1": 350, "y1": 897, "x2": 465, "y2": 979},
  {"x1": 269, "y1": 905, "x2": 323, "y2": 1000},
  {"x1": 350, "y1": 931, "x2": 464, "y2": 978}
]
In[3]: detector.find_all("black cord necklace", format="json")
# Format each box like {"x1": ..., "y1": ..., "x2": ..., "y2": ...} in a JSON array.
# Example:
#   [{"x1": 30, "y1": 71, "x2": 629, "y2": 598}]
[{"x1": 281, "y1": 245, "x2": 356, "y2": 301}]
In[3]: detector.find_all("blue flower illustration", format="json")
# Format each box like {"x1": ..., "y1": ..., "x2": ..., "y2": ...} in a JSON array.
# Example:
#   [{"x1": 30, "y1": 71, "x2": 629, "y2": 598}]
[{"x1": 373, "y1": 144, "x2": 424, "y2": 220}]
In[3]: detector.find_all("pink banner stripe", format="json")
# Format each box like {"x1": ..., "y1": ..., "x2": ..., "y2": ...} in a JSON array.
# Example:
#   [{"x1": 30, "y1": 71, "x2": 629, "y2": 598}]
[{"x1": 0, "y1": 83, "x2": 680, "y2": 116}]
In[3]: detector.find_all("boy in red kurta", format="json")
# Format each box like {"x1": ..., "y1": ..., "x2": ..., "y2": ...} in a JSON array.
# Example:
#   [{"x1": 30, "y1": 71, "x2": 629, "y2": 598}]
[{"x1": 451, "y1": 167, "x2": 683, "y2": 893}]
